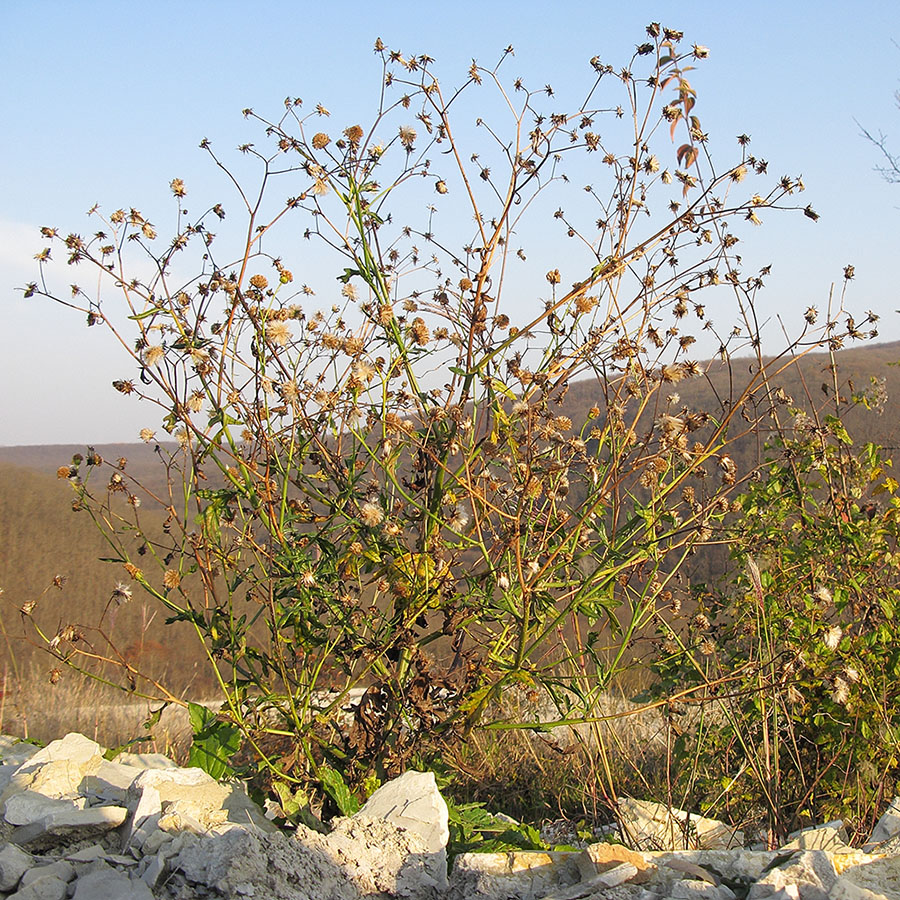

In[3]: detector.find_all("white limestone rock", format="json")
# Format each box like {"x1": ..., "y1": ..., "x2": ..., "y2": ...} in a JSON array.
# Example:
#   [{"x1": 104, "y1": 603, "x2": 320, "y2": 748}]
[
  {"x1": 0, "y1": 739, "x2": 40, "y2": 768},
  {"x1": 322, "y1": 815, "x2": 448, "y2": 897},
  {"x1": 782, "y1": 823, "x2": 851, "y2": 853},
  {"x1": 171, "y1": 827, "x2": 361, "y2": 900},
  {"x1": 19, "y1": 860, "x2": 75, "y2": 888},
  {"x1": 70, "y1": 866, "x2": 154, "y2": 900},
  {"x1": 670, "y1": 880, "x2": 737, "y2": 900},
  {"x1": 578, "y1": 842, "x2": 655, "y2": 883},
  {"x1": 650, "y1": 850, "x2": 780, "y2": 883},
  {"x1": 355, "y1": 769, "x2": 450, "y2": 855},
  {"x1": 0, "y1": 842, "x2": 33, "y2": 890},
  {"x1": 749, "y1": 850, "x2": 837, "y2": 900},
  {"x1": 449, "y1": 850, "x2": 582, "y2": 900},
  {"x1": 10, "y1": 804, "x2": 128, "y2": 850},
  {"x1": 8, "y1": 874, "x2": 68, "y2": 900},
  {"x1": 831, "y1": 855, "x2": 900, "y2": 900},
  {"x1": 80, "y1": 760, "x2": 146, "y2": 804},
  {"x1": 126, "y1": 765, "x2": 275, "y2": 834},
  {"x1": 0, "y1": 734, "x2": 103, "y2": 812},
  {"x1": 4, "y1": 792, "x2": 88, "y2": 827},
  {"x1": 865, "y1": 801, "x2": 900, "y2": 853},
  {"x1": 618, "y1": 798, "x2": 743, "y2": 851},
  {"x1": 123, "y1": 783, "x2": 161, "y2": 851},
  {"x1": 542, "y1": 869, "x2": 645, "y2": 900}
]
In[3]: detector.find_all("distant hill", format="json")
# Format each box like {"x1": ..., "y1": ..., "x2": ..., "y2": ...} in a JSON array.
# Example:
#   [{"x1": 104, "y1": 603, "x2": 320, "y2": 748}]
[{"x1": 2, "y1": 338, "x2": 899, "y2": 690}]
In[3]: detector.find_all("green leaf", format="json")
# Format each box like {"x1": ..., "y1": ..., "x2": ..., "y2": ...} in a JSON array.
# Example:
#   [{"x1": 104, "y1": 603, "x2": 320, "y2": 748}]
[
  {"x1": 825, "y1": 415, "x2": 853, "y2": 446},
  {"x1": 128, "y1": 307, "x2": 163, "y2": 321},
  {"x1": 187, "y1": 703, "x2": 241, "y2": 780},
  {"x1": 318, "y1": 765, "x2": 360, "y2": 815},
  {"x1": 337, "y1": 267, "x2": 362, "y2": 284}
]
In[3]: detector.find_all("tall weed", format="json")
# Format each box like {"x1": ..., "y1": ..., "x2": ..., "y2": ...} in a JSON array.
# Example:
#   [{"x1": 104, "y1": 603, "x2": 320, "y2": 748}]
[{"x1": 20, "y1": 26, "x2": 871, "y2": 814}]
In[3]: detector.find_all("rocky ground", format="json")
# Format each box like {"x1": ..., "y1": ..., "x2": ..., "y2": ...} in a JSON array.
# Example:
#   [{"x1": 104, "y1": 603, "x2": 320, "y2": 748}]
[{"x1": 1, "y1": 732, "x2": 900, "y2": 900}]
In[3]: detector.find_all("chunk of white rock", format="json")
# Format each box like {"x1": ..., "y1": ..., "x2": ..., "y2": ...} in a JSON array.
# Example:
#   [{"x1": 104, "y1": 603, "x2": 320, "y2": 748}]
[
  {"x1": 0, "y1": 738, "x2": 40, "y2": 768},
  {"x1": 0, "y1": 842, "x2": 33, "y2": 890},
  {"x1": 71, "y1": 868, "x2": 154, "y2": 900},
  {"x1": 11, "y1": 805, "x2": 128, "y2": 851},
  {"x1": 671, "y1": 880, "x2": 737, "y2": 900},
  {"x1": 578, "y1": 842, "x2": 654, "y2": 883},
  {"x1": 355, "y1": 769, "x2": 450, "y2": 854},
  {"x1": 0, "y1": 734, "x2": 103, "y2": 810},
  {"x1": 81, "y1": 760, "x2": 144, "y2": 803},
  {"x1": 781, "y1": 821, "x2": 851, "y2": 853},
  {"x1": 20, "y1": 861, "x2": 75, "y2": 887},
  {"x1": 542, "y1": 864, "x2": 640, "y2": 900},
  {"x1": 831, "y1": 855, "x2": 900, "y2": 900},
  {"x1": 864, "y1": 799, "x2": 900, "y2": 853},
  {"x1": 123, "y1": 783, "x2": 161, "y2": 851},
  {"x1": 8, "y1": 874, "x2": 68, "y2": 900},
  {"x1": 126, "y1": 767, "x2": 275, "y2": 834},
  {"x1": 618, "y1": 797, "x2": 743, "y2": 851},
  {"x1": 322, "y1": 815, "x2": 448, "y2": 897},
  {"x1": 749, "y1": 850, "x2": 837, "y2": 900},
  {"x1": 4, "y1": 793, "x2": 84, "y2": 827},
  {"x1": 651, "y1": 851, "x2": 779, "y2": 883},
  {"x1": 449, "y1": 850, "x2": 582, "y2": 900}
]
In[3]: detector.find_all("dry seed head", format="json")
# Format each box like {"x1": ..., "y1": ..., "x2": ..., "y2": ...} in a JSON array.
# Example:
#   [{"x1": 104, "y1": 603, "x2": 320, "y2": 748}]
[
  {"x1": 112, "y1": 582, "x2": 133, "y2": 604},
  {"x1": 267, "y1": 321, "x2": 291, "y2": 346},
  {"x1": 344, "y1": 335, "x2": 364, "y2": 356},
  {"x1": 312, "y1": 133, "x2": 331, "y2": 149},
  {"x1": 692, "y1": 612, "x2": 711, "y2": 632},
  {"x1": 250, "y1": 274, "x2": 269, "y2": 290},
  {"x1": 143, "y1": 346, "x2": 165, "y2": 367},
  {"x1": 832, "y1": 676, "x2": 850, "y2": 706},
  {"x1": 546, "y1": 268, "x2": 561, "y2": 285},
  {"x1": 163, "y1": 570, "x2": 181, "y2": 590},
  {"x1": 169, "y1": 178, "x2": 186, "y2": 197},
  {"x1": 399, "y1": 125, "x2": 417, "y2": 148},
  {"x1": 344, "y1": 125, "x2": 364, "y2": 145},
  {"x1": 823, "y1": 624, "x2": 842, "y2": 651}
]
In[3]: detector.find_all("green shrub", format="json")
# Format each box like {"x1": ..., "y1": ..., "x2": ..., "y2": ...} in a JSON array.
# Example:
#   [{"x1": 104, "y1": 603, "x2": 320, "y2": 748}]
[{"x1": 654, "y1": 392, "x2": 900, "y2": 844}]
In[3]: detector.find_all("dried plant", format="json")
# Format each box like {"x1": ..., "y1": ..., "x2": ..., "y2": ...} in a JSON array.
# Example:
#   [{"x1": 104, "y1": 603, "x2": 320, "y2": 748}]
[{"x1": 22, "y1": 26, "x2": 868, "y2": 808}]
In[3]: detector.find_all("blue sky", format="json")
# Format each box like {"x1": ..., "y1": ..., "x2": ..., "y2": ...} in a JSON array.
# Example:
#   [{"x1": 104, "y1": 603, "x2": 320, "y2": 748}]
[{"x1": 2, "y1": 0, "x2": 899, "y2": 445}]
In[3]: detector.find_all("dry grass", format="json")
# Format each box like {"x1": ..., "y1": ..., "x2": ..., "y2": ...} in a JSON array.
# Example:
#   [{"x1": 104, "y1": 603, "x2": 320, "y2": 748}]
[{"x1": 0, "y1": 660, "x2": 197, "y2": 761}]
